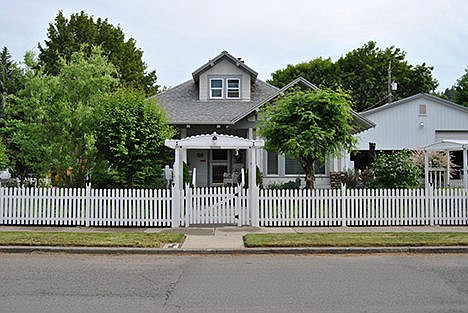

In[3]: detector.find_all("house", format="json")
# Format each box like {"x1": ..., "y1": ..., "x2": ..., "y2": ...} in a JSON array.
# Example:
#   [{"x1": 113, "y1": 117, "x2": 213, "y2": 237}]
[
  {"x1": 155, "y1": 51, "x2": 373, "y2": 188},
  {"x1": 353, "y1": 93, "x2": 468, "y2": 179}
]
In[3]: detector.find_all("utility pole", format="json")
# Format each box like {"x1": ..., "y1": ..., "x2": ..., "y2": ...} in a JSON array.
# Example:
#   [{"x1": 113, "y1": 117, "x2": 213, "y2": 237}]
[{"x1": 388, "y1": 60, "x2": 393, "y2": 103}]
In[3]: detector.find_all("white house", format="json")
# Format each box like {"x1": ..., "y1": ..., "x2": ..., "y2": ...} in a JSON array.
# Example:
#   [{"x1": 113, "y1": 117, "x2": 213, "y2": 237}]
[
  {"x1": 155, "y1": 51, "x2": 373, "y2": 188},
  {"x1": 354, "y1": 93, "x2": 468, "y2": 174}
]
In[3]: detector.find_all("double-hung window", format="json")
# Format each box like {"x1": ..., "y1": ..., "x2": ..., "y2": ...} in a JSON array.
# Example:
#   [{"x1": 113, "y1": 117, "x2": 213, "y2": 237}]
[
  {"x1": 210, "y1": 77, "x2": 240, "y2": 99},
  {"x1": 227, "y1": 79, "x2": 240, "y2": 99},
  {"x1": 210, "y1": 79, "x2": 223, "y2": 99}
]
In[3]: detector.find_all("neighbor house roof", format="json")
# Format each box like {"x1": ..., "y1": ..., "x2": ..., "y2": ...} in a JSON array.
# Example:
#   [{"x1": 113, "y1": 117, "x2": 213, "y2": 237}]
[
  {"x1": 154, "y1": 78, "x2": 278, "y2": 125},
  {"x1": 191, "y1": 50, "x2": 258, "y2": 82},
  {"x1": 362, "y1": 93, "x2": 468, "y2": 116}
]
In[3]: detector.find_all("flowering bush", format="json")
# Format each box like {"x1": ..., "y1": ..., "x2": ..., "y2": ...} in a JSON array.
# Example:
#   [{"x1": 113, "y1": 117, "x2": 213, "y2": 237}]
[{"x1": 367, "y1": 150, "x2": 420, "y2": 188}]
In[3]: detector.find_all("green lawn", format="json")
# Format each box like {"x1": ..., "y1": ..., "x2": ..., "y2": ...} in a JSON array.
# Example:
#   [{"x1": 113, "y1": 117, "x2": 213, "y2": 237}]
[
  {"x1": 0, "y1": 231, "x2": 184, "y2": 248},
  {"x1": 243, "y1": 232, "x2": 468, "y2": 248}
]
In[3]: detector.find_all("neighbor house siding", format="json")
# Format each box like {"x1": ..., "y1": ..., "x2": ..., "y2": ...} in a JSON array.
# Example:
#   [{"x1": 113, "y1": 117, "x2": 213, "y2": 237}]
[{"x1": 356, "y1": 97, "x2": 468, "y2": 151}]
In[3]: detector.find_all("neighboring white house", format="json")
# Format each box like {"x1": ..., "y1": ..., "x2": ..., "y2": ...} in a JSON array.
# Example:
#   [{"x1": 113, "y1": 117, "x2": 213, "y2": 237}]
[
  {"x1": 154, "y1": 51, "x2": 373, "y2": 188},
  {"x1": 354, "y1": 93, "x2": 468, "y2": 172}
]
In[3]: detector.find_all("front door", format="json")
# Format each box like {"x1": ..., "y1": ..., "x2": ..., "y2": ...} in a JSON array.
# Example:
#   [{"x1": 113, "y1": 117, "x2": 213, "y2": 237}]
[{"x1": 210, "y1": 149, "x2": 229, "y2": 186}]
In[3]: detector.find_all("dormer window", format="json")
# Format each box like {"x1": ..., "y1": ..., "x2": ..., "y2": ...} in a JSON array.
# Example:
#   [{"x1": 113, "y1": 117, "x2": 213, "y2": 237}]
[
  {"x1": 210, "y1": 79, "x2": 223, "y2": 99},
  {"x1": 209, "y1": 77, "x2": 241, "y2": 99}
]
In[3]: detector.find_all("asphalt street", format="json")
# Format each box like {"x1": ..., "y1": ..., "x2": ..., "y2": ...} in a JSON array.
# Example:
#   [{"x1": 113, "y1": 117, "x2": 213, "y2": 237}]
[{"x1": 0, "y1": 253, "x2": 467, "y2": 313}]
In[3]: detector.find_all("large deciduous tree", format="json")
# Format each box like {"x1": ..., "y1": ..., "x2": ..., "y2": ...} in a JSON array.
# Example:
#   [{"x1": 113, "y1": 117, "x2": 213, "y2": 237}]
[
  {"x1": 94, "y1": 89, "x2": 174, "y2": 188},
  {"x1": 259, "y1": 89, "x2": 356, "y2": 189},
  {"x1": 268, "y1": 57, "x2": 340, "y2": 89},
  {"x1": 337, "y1": 41, "x2": 438, "y2": 111},
  {"x1": 38, "y1": 11, "x2": 158, "y2": 96},
  {"x1": 4, "y1": 48, "x2": 119, "y2": 186},
  {"x1": 268, "y1": 41, "x2": 438, "y2": 111}
]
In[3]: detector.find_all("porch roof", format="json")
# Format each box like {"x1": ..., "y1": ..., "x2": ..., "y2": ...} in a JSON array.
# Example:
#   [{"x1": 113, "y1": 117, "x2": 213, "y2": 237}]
[
  {"x1": 165, "y1": 132, "x2": 265, "y2": 149},
  {"x1": 423, "y1": 139, "x2": 468, "y2": 151}
]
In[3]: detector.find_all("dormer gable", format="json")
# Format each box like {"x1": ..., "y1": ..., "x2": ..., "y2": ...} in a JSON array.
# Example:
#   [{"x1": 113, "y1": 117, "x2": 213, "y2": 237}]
[{"x1": 192, "y1": 51, "x2": 258, "y2": 101}]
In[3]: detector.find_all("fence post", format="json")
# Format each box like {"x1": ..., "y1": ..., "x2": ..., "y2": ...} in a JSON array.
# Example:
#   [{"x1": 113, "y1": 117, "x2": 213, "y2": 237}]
[
  {"x1": 341, "y1": 184, "x2": 347, "y2": 227},
  {"x1": 426, "y1": 185, "x2": 434, "y2": 226},
  {"x1": 171, "y1": 184, "x2": 181, "y2": 228},
  {"x1": 85, "y1": 183, "x2": 91, "y2": 227},
  {"x1": 185, "y1": 184, "x2": 190, "y2": 227},
  {"x1": 0, "y1": 184, "x2": 3, "y2": 225}
]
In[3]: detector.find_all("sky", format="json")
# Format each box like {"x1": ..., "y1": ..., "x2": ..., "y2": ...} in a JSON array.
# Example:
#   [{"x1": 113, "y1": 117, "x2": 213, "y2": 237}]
[{"x1": 1, "y1": 0, "x2": 467, "y2": 92}]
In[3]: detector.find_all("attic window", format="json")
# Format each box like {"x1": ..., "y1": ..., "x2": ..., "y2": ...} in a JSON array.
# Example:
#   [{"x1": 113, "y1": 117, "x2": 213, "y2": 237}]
[
  {"x1": 210, "y1": 79, "x2": 223, "y2": 99},
  {"x1": 227, "y1": 79, "x2": 240, "y2": 98},
  {"x1": 419, "y1": 104, "x2": 427, "y2": 115}
]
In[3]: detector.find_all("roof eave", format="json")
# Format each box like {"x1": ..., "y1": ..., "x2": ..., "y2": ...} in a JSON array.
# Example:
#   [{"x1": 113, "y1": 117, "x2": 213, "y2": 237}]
[{"x1": 191, "y1": 51, "x2": 258, "y2": 82}]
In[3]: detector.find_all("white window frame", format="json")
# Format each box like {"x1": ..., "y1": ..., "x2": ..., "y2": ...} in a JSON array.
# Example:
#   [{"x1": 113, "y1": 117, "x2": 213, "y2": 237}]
[
  {"x1": 210, "y1": 78, "x2": 224, "y2": 99},
  {"x1": 226, "y1": 78, "x2": 240, "y2": 99}
]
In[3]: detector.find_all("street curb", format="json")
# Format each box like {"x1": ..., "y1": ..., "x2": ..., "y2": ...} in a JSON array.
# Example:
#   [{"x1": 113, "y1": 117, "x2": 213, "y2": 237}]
[{"x1": 1, "y1": 246, "x2": 468, "y2": 255}]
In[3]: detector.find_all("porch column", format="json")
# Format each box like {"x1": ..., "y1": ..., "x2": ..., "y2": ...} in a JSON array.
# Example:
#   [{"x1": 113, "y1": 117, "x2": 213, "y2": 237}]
[
  {"x1": 446, "y1": 150, "x2": 450, "y2": 187},
  {"x1": 248, "y1": 146, "x2": 259, "y2": 227}
]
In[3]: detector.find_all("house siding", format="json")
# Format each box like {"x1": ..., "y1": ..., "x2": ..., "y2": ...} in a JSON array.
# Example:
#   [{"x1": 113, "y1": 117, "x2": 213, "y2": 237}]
[
  {"x1": 356, "y1": 97, "x2": 468, "y2": 151},
  {"x1": 199, "y1": 59, "x2": 251, "y2": 101}
]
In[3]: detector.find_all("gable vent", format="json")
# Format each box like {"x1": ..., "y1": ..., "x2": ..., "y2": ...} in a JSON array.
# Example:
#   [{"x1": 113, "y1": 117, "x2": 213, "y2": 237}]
[{"x1": 419, "y1": 104, "x2": 427, "y2": 115}]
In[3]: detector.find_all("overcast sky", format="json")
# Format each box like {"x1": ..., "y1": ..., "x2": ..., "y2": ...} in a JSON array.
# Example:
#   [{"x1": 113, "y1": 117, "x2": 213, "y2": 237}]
[{"x1": 1, "y1": 0, "x2": 467, "y2": 92}]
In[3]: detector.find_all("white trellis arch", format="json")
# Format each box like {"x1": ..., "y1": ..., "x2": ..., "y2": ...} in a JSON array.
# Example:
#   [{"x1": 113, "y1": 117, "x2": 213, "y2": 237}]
[
  {"x1": 423, "y1": 139, "x2": 468, "y2": 189},
  {"x1": 165, "y1": 133, "x2": 264, "y2": 227}
]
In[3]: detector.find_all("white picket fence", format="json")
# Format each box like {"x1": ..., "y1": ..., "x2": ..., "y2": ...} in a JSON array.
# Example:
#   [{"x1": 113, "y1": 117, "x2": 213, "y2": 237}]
[
  {"x1": 0, "y1": 187, "x2": 172, "y2": 227},
  {"x1": 0, "y1": 186, "x2": 467, "y2": 227},
  {"x1": 259, "y1": 187, "x2": 468, "y2": 226}
]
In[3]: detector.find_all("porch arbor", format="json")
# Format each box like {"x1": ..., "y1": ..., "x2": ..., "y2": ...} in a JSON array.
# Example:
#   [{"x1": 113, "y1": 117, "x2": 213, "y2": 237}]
[
  {"x1": 165, "y1": 133, "x2": 265, "y2": 227},
  {"x1": 422, "y1": 139, "x2": 468, "y2": 189}
]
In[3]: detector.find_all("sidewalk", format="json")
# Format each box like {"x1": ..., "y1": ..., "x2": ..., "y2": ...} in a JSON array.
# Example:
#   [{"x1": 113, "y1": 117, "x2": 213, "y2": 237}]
[{"x1": 0, "y1": 225, "x2": 467, "y2": 254}]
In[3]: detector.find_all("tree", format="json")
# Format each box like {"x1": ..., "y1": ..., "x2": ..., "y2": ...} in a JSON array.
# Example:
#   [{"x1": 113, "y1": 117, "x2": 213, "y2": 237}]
[
  {"x1": 3, "y1": 48, "x2": 119, "y2": 186},
  {"x1": 268, "y1": 57, "x2": 340, "y2": 89},
  {"x1": 0, "y1": 140, "x2": 9, "y2": 169},
  {"x1": 259, "y1": 89, "x2": 356, "y2": 189},
  {"x1": 0, "y1": 47, "x2": 24, "y2": 127},
  {"x1": 453, "y1": 67, "x2": 468, "y2": 106},
  {"x1": 337, "y1": 41, "x2": 438, "y2": 111},
  {"x1": 94, "y1": 89, "x2": 174, "y2": 188},
  {"x1": 268, "y1": 41, "x2": 438, "y2": 111},
  {"x1": 38, "y1": 11, "x2": 158, "y2": 96},
  {"x1": 367, "y1": 150, "x2": 420, "y2": 189}
]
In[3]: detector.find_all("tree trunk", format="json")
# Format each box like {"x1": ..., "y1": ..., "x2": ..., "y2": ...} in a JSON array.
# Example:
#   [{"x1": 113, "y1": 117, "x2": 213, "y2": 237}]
[{"x1": 304, "y1": 161, "x2": 314, "y2": 190}]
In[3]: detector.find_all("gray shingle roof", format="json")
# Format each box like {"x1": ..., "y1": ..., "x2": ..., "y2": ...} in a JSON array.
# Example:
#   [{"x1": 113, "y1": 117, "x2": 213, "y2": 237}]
[{"x1": 154, "y1": 79, "x2": 279, "y2": 125}]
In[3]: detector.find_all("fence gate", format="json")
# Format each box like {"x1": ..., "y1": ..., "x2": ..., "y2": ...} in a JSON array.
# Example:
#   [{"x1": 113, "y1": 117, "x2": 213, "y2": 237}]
[{"x1": 183, "y1": 185, "x2": 249, "y2": 226}]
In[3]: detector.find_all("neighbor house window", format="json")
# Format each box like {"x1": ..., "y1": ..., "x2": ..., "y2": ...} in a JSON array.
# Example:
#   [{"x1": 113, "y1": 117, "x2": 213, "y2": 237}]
[
  {"x1": 227, "y1": 79, "x2": 240, "y2": 98},
  {"x1": 285, "y1": 157, "x2": 305, "y2": 175},
  {"x1": 210, "y1": 79, "x2": 223, "y2": 99},
  {"x1": 419, "y1": 104, "x2": 427, "y2": 115},
  {"x1": 267, "y1": 151, "x2": 279, "y2": 175}
]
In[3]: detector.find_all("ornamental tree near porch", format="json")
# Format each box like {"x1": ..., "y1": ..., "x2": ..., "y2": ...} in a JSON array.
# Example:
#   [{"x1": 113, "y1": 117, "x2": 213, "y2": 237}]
[{"x1": 259, "y1": 89, "x2": 356, "y2": 189}]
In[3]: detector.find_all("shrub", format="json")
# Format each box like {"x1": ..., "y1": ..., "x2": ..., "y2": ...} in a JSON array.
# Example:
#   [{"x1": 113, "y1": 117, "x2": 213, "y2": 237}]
[
  {"x1": 411, "y1": 150, "x2": 457, "y2": 175},
  {"x1": 367, "y1": 150, "x2": 420, "y2": 189},
  {"x1": 267, "y1": 179, "x2": 301, "y2": 190}
]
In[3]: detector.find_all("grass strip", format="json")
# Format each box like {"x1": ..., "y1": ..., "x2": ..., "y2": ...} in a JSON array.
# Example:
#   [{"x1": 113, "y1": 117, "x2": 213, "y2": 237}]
[
  {"x1": 243, "y1": 232, "x2": 468, "y2": 248},
  {"x1": 0, "y1": 231, "x2": 184, "y2": 248}
]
